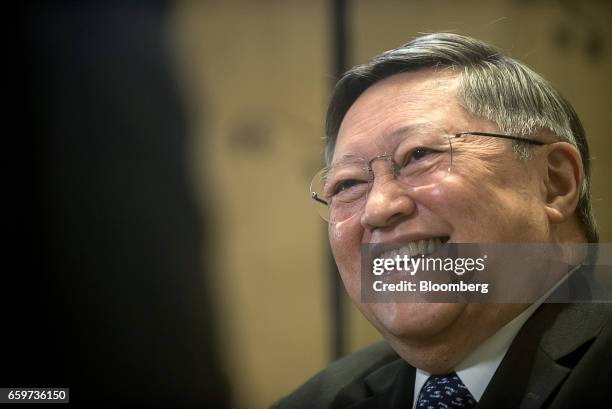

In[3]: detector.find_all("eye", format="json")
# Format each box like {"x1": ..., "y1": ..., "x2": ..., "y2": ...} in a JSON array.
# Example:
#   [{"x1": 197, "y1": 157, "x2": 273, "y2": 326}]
[
  {"x1": 333, "y1": 179, "x2": 362, "y2": 195},
  {"x1": 401, "y1": 147, "x2": 436, "y2": 166}
]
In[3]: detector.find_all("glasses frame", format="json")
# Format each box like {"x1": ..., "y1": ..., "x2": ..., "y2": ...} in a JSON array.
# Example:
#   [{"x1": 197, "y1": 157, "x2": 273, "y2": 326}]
[
  {"x1": 310, "y1": 131, "x2": 547, "y2": 210},
  {"x1": 452, "y1": 131, "x2": 545, "y2": 146}
]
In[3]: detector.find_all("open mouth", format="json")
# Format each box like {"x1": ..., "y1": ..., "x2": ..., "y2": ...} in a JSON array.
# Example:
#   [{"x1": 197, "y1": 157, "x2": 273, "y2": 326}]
[
  {"x1": 377, "y1": 236, "x2": 450, "y2": 260},
  {"x1": 366, "y1": 236, "x2": 451, "y2": 278}
]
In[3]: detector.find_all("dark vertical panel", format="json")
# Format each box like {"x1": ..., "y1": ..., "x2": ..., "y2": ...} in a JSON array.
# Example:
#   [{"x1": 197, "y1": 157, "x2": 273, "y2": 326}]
[{"x1": 329, "y1": 0, "x2": 351, "y2": 360}]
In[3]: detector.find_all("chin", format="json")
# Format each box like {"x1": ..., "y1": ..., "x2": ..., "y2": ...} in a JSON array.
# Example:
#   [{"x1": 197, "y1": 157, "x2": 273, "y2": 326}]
[{"x1": 365, "y1": 302, "x2": 467, "y2": 342}]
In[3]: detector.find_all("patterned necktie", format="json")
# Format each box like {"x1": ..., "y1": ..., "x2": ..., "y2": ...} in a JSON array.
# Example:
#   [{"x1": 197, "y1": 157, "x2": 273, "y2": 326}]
[{"x1": 416, "y1": 372, "x2": 476, "y2": 408}]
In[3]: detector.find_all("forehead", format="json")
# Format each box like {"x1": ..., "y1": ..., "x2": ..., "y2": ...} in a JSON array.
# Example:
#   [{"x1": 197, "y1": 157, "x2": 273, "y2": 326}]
[{"x1": 334, "y1": 69, "x2": 469, "y2": 160}]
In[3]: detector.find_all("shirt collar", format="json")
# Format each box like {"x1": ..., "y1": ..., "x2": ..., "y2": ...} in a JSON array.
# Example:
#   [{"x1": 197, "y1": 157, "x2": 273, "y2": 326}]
[{"x1": 412, "y1": 268, "x2": 574, "y2": 408}]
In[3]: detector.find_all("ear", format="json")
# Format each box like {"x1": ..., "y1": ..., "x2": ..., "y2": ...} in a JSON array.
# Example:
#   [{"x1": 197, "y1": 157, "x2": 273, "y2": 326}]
[{"x1": 543, "y1": 142, "x2": 583, "y2": 224}]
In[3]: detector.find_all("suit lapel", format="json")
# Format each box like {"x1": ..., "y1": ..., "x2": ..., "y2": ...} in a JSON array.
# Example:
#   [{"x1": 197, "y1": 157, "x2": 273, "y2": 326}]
[
  {"x1": 479, "y1": 302, "x2": 610, "y2": 409},
  {"x1": 372, "y1": 361, "x2": 415, "y2": 409},
  {"x1": 337, "y1": 359, "x2": 415, "y2": 409}
]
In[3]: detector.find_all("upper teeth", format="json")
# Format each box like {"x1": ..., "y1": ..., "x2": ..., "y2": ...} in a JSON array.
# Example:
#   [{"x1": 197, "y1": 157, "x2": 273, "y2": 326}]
[{"x1": 380, "y1": 238, "x2": 444, "y2": 260}]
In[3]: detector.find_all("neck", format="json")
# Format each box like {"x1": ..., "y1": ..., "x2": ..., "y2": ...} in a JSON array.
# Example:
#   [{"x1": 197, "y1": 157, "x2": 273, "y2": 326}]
[{"x1": 387, "y1": 303, "x2": 529, "y2": 374}]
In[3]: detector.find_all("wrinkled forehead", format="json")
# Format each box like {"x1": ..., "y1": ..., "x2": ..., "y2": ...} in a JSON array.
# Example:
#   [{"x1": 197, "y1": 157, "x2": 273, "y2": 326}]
[{"x1": 332, "y1": 70, "x2": 463, "y2": 163}]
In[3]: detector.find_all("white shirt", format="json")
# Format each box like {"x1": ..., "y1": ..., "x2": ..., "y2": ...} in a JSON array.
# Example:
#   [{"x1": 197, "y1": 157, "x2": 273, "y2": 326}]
[{"x1": 411, "y1": 271, "x2": 572, "y2": 408}]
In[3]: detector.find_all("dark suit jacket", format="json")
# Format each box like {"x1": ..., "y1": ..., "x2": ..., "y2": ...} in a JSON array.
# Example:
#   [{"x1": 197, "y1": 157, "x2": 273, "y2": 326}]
[{"x1": 273, "y1": 302, "x2": 612, "y2": 408}]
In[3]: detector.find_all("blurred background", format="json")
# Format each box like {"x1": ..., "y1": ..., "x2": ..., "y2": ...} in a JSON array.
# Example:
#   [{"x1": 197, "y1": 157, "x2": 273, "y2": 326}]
[{"x1": 12, "y1": 0, "x2": 611, "y2": 407}]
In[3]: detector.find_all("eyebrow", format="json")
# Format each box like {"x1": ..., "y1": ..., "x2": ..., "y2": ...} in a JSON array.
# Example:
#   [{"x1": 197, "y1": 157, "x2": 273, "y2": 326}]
[
  {"x1": 329, "y1": 122, "x2": 442, "y2": 169},
  {"x1": 387, "y1": 123, "x2": 437, "y2": 140}
]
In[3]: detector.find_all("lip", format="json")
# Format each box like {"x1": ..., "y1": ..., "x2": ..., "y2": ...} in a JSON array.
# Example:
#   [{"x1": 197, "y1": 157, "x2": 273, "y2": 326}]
[
  {"x1": 366, "y1": 235, "x2": 450, "y2": 261},
  {"x1": 365, "y1": 233, "x2": 450, "y2": 246}
]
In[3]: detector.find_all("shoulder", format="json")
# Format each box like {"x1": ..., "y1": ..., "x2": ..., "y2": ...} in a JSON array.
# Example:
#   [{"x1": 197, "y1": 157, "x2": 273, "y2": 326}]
[
  {"x1": 272, "y1": 341, "x2": 399, "y2": 409},
  {"x1": 540, "y1": 302, "x2": 612, "y2": 350},
  {"x1": 546, "y1": 303, "x2": 612, "y2": 405}
]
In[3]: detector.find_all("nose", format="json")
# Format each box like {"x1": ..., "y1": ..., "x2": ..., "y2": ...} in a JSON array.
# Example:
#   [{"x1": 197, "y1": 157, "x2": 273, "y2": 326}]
[{"x1": 360, "y1": 160, "x2": 417, "y2": 228}]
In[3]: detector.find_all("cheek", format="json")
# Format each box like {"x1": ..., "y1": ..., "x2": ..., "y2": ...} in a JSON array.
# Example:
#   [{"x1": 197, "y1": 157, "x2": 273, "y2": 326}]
[
  {"x1": 329, "y1": 218, "x2": 363, "y2": 296},
  {"x1": 421, "y1": 171, "x2": 507, "y2": 240},
  {"x1": 426, "y1": 168, "x2": 547, "y2": 241},
  {"x1": 423, "y1": 174, "x2": 483, "y2": 217}
]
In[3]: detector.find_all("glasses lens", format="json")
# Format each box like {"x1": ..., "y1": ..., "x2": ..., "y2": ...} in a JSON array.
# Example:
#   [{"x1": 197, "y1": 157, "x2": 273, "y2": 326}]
[
  {"x1": 308, "y1": 131, "x2": 454, "y2": 223},
  {"x1": 395, "y1": 133, "x2": 453, "y2": 188},
  {"x1": 310, "y1": 164, "x2": 370, "y2": 224}
]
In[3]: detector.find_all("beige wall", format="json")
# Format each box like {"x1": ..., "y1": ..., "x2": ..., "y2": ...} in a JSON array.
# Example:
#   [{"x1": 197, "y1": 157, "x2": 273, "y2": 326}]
[
  {"x1": 170, "y1": 1, "x2": 611, "y2": 408},
  {"x1": 171, "y1": 2, "x2": 331, "y2": 407}
]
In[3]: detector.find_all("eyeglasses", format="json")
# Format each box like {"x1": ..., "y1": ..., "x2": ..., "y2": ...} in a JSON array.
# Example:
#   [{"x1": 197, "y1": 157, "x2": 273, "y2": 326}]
[{"x1": 310, "y1": 131, "x2": 547, "y2": 223}]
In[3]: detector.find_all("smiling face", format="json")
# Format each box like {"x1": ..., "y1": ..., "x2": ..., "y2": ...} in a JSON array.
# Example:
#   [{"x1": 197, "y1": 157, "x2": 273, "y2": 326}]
[{"x1": 328, "y1": 69, "x2": 554, "y2": 371}]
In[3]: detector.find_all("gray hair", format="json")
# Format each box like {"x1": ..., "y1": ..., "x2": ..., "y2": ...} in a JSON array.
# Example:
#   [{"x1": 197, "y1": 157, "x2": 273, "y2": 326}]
[{"x1": 325, "y1": 33, "x2": 598, "y2": 243}]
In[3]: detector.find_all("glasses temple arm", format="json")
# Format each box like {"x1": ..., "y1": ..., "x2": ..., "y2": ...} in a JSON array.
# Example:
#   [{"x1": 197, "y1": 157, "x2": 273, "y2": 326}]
[
  {"x1": 311, "y1": 192, "x2": 329, "y2": 206},
  {"x1": 454, "y1": 132, "x2": 545, "y2": 145}
]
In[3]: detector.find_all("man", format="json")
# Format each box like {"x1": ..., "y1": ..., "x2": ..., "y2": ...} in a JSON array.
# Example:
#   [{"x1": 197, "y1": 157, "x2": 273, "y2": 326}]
[{"x1": 274, "y1": 33, "x2": 611, "y2": 408}]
